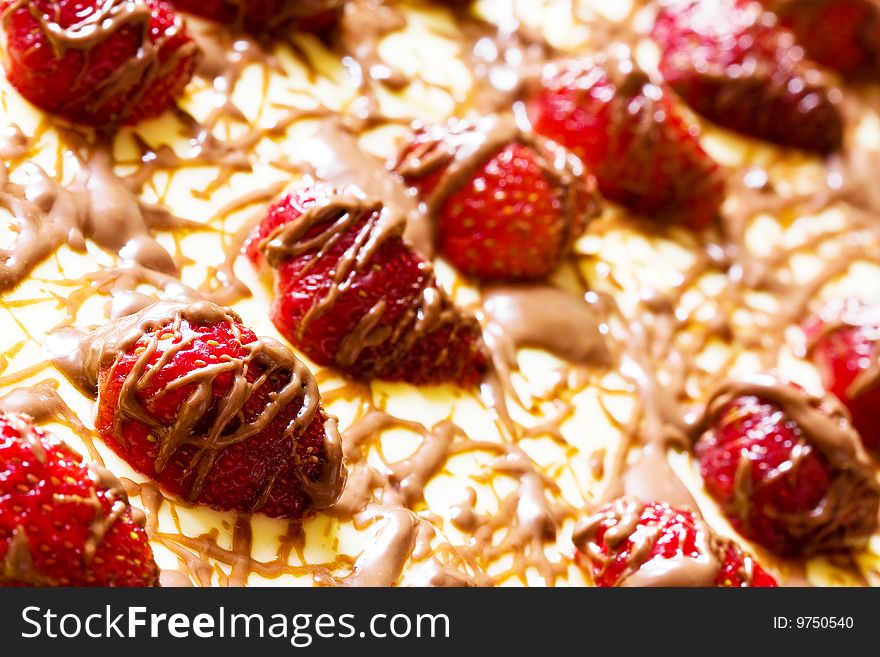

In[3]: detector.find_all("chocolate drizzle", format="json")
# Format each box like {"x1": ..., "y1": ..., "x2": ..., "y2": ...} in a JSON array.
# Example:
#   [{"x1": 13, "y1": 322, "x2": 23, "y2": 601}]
[
  {"x1": 482, "y1": 285, "x2": 612, "y2": 366},
  {"x1": 285, "y1": 121, "x2": 433, "y2": 256},
  {"x1": 0, "y1": 141, "x2": 198, "y2": 293}
]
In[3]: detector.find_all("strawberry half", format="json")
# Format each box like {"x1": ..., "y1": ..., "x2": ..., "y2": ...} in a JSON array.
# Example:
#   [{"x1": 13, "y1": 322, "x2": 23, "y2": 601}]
[
  {"x1": 0, "y1": 413, "x2": 159, "y2": 587},
  {"x1": 0, "y1": 0, "x2": 199, "y2": 127},
  {"x1": 652, "y1": 0, "x2": 844, "y2": 154},
  {"x1": 246, "y1": 182, "x2": 488, "y2": 387},
  {"x1": 695, "y1": 376, "x2": 880, "y2": 554},
  {"x1": 394, "y1": 115, "x2": 598, "y2": 281},
  {"x1": 806, "y1": 298, "x2": 880, "y2": 453},
  {"x1": 573, "y1": 497, "x2": 777, "y2": 587},
  {"x1": 529, "y1": 56, "x2": 725, "y2": 231},
  {"x1": 89, "y1": 300, "x2": 345, "y2": 519},
  {"x1": 768, "y1": 0, "x2": 880, "y2": 80}
]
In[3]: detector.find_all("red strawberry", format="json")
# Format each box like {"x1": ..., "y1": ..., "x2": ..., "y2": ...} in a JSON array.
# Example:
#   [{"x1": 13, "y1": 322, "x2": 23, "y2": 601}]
[
  {"x1": 652, "y1": 0, "x2": 844, "y2": 154},
  {"x1": 92, "y1": 301, "x2": 345, "y2": 519},
  {"x1": 695, "y1": 377, "x2": 880, "y2": 554},
  {"x1": 806, "y1": 298, "x2": 880, "y2": 453},
  {"x1": 245, "y1": 182, "x2": 488, "y2": 387},
  {"x1": 0, "y1": 0, "x2": 199, "y2": 127},
  {"x1": 768, "y1": 0, "x2": 880, "y2": 80},
  {"x1": 529, "y1": 56, "x2": 724, "y2": 231},
  {"x1": 394, "y1": 115, "x2": 597, "y2": 281},
  {"x1": 169, "y1": 0, "x2": 343, "y2": 33},
  {"x1": 715, "y1": 542, "x2": 778, "y2": 587},
  {"x1": 573, "y1": 497, "x2": 777, "y2": 587},
  {"x1": 0, "y1": 413, "x2": 159, "y2": 587}
]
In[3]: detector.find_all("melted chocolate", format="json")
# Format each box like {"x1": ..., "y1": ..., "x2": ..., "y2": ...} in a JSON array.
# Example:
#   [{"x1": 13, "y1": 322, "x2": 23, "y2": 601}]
[
  {"x1": 482, "y1": 285, "x2": 612, "y2": 366},
  {"x1": 0, "y1": 142, "x2": 199, "y2": 292},
  {"x1": 285, "y1": 121, "x2": 433, "y2": 256}
]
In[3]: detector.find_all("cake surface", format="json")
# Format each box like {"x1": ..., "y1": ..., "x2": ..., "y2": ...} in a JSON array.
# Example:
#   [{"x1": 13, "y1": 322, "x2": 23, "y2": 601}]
[{"x1": 1, "y1": 0, "x2": 879, "y2": 587}]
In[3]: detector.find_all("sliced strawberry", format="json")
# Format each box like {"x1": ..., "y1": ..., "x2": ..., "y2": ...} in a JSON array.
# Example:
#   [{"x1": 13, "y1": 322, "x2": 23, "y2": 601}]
[
  {"x1": 394, "y1": 115, "x2": 597, "y2": 281},
  {"x1": 695, "y1": 377, "x2": 880, "y2": 554},
  {"x1": 769, "y1": 0, "x2": 880, "y2": 80},
  {"x1": 246, "y1": 182, "x2": 488, "y2": 387},
  {"x1": 573, "y1": 497, "x2": 776, "y2": 587},
  {"x1": 0, "y1": 413, "x2": 158, "y2": 587},
  {"x1": 0, "y1": 0, "x2": 199, "y2": 127},
  {"x1": 652, "y1": 0, "x2": 844, "y2": 154},
  {"x1": 529, "y1": 56, "x2": 725, "y2": 230},
  {"x1": 92, "y1": 301, "x2": 345, "y2": 519}
]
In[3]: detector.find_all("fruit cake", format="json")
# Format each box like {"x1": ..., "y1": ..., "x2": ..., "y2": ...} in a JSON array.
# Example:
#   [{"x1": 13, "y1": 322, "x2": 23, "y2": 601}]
[{"x1": 1, "y1": 0, "x2": 879, "y2": 587}]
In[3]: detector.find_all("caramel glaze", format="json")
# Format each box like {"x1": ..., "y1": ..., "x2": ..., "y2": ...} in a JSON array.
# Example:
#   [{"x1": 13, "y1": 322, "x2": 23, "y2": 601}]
[{"x1": 2, "y1": 0, "x2": 880, "y2": 586}]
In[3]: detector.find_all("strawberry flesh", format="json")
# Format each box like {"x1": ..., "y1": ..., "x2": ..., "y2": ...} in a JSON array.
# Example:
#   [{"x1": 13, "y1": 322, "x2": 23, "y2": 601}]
[
  {"x1": 574, "y1": 497, "x2": 777, "y2": 587},
  {"x1": 529, "y1": 57, "x2": 725, "y2": 231},
  {"x1": 652, "y1": 0, "x2": 844, "y2": 154},
  {"x1": 1, "y1": 0, "x2": 199, "y2": 127},
  {"x1": 0, "y1": 413, "x2": 159, "y2": 587}
]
